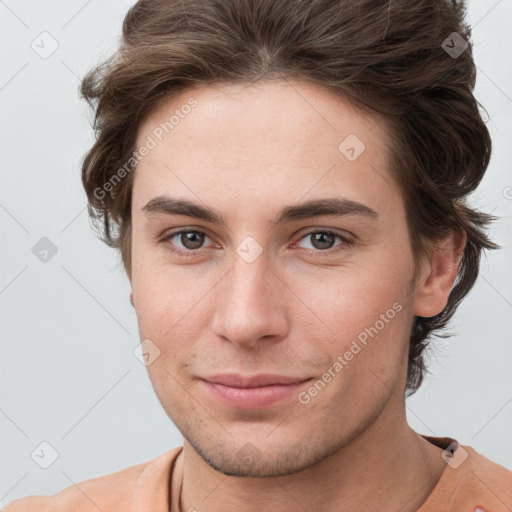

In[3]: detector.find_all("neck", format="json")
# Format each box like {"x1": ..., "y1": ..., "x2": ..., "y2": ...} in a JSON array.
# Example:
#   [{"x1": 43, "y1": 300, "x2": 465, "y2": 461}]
[{"x1": 174, "y1": 402, "x2": 446, "y2": 512}]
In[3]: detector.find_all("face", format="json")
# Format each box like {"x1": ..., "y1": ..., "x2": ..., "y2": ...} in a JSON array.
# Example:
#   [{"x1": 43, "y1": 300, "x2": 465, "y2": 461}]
[{"x1": 130, "y1": 81, "x2": 419, "y2": 477}]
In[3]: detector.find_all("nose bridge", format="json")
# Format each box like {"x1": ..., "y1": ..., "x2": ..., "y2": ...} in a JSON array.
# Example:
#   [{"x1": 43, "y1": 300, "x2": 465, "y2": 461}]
[{"x1": 211, "y1": 243, "x2": 286, "y2": 347}]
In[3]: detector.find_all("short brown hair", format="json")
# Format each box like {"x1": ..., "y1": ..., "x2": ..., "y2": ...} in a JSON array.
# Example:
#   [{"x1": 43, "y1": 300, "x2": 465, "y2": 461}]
[{"x1": 80, "y1": 0, "x2": 498, "y2": 395}]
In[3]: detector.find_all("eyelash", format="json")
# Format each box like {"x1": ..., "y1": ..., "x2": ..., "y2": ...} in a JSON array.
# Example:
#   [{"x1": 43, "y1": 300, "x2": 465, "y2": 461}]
[{"x1": 158, "y1": 228, "x2": 354, "y2": 259}]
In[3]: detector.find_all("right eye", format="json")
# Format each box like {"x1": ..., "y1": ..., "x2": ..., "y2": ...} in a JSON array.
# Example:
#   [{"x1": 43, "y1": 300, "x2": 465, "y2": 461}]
[{"x1": 159, "y1": 229, "x2": 214, "y2": 257}]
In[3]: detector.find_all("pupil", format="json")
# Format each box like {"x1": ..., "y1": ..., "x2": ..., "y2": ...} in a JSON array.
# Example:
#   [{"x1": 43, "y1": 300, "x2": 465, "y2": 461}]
[
  {"x1": 313, "y1": 233, "x2": 334, "y2": 250},
  {"x1": 183, "y1": 232, "x2": 203, "y2": 249}
]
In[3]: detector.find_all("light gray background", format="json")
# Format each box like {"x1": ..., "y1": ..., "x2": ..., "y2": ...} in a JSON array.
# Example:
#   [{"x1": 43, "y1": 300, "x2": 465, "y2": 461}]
[{"x1": 1, "y1": 0, "x2": 511, "y2": 505}]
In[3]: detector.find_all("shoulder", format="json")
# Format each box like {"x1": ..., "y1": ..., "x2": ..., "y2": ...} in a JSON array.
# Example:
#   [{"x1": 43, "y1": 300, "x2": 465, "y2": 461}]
[
  {"x1": 465, "y1": 444, "x2": 512, "y2": 490},
  {"x1": 3, "y1": 447, "x2": 182, "y2": 512},
  {"x1": 423, "y1": 442, "x2": 512, "y2": 511}
]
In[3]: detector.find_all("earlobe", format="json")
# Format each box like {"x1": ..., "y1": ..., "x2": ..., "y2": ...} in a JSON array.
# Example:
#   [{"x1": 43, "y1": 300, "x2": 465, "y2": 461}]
[{"x1": 413, "y1": 230, "x2": 466, "y2": 318}]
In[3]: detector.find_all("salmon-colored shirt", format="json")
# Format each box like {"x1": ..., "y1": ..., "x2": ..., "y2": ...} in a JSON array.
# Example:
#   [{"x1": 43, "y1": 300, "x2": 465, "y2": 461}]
[{"x1": 4, "y1": 436, "x2": 511, "y2": 511}]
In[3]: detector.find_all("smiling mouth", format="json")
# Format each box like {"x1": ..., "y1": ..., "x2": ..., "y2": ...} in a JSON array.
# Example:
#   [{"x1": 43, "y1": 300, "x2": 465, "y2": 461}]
[{"x1": 199, "y1": 373, "x2": 313, "y2": 409}]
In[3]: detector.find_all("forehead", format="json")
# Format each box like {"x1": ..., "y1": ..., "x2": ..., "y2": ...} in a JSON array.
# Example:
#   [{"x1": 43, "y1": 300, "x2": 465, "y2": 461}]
[{"x1": 132, "y1": 80, "x2": 399, "y2": 217}]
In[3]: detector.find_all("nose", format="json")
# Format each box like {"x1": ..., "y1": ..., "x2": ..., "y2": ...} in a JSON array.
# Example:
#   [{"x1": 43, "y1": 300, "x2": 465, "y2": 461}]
[{"x1": 210, "y1": 249, "x2": 288, "y2": 349}]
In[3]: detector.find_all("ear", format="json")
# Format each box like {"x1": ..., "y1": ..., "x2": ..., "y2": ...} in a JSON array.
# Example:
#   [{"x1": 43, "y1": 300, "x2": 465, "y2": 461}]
[
  {"x1": 412, "y1": 229, "x2": 466, "y2": 318},
  {"x1": 130, "y1": 292, "x2": 134, "y2": 307}
]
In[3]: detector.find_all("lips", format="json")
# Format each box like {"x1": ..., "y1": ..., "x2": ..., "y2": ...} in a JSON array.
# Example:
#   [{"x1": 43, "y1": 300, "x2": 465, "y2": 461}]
[
  {"x1": 202, "y1": 373, "x2": 310, "y2": 388},
  {"x1": 199, "y1": 373, "x2": 313, "y2": 409}
]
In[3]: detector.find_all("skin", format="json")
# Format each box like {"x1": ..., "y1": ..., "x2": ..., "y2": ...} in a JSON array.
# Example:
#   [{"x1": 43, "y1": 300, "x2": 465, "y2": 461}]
[{"x1": 129, "y1": 80, "x2": 465, "y2": 512}]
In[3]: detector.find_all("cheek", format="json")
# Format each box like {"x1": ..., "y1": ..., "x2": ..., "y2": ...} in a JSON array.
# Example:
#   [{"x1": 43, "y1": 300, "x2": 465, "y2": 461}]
[
  {"x1": 295, "y1": 254, "x2": 410, "y2": 338},
  {"x1": 131, "y1": 257, "x2": 218, "y2": 381},
  {"x1": 131, "y1": 236, "x2": 199, "y2": 320},
  {"x1": 295, "y1": 256, "x2": 412, "y2": 396},
  {"x1": 337, "y1": 272, "x2": 412, "y2": 402}
]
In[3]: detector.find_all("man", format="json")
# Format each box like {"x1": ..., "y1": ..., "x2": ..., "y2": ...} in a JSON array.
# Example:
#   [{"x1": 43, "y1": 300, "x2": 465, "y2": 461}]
[{"x1": 5, "y1": 0, "x2": 511, "y2": 510}]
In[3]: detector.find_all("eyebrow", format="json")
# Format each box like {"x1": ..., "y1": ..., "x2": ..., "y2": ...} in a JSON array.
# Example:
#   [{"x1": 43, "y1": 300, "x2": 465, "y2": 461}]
[{"x1": 141, "y1": 195, "x2": 378, "y2": 225}]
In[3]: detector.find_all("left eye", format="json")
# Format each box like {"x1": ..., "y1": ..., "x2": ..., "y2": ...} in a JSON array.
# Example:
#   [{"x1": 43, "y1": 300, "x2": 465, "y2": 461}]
[{"x1": 297, "y1": 230, "x2": 347, "y2": 251}]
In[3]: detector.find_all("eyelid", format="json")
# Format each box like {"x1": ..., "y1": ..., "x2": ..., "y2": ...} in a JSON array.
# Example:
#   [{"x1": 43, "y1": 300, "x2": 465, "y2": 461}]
[
  {"x1": 294, "y1": 226, "x2": 355, "y2": 242},
  {"x1": 159, "y1": 228, "x2": 217, "y2": 251},
  {"x1": 292, "y1": 229, "x2": 354, "y2": 255}
]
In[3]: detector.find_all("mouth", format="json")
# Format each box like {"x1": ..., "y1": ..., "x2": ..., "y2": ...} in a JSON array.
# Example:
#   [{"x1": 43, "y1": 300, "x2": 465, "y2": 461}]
[{"x1": 199, "y1": 373, "x2": 313, "y2": 409}]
